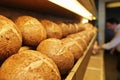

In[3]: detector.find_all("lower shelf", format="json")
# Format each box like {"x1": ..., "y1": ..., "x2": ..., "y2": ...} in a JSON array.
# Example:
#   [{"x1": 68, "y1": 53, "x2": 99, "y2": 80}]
[{"x1": 83, "y1": 50, "x2": 105, "y2": 80}]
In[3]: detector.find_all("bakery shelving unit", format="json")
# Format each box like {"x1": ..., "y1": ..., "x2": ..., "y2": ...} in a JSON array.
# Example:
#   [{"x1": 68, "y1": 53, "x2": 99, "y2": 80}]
[{"x1": 0, "y1": 0, "x2": 97, "y2": 80}]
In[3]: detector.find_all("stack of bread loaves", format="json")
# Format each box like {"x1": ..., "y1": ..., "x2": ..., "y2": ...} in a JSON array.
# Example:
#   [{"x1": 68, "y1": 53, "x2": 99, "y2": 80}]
[
  {"x1": 0, "y1": 50, "x2": 61, "y2": 80},
  {"x1": 0, "y1": 15, "x2": 22, "y2": 64}
]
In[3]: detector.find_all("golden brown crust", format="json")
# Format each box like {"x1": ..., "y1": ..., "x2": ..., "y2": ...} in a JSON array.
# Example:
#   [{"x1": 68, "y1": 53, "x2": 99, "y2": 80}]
[
  {"x1": 18, "y1": 46, "x2": 32, "y2": 53},
  {"x1": 41, "y1": 20, "x2": 62, "y2": 39},
  {"x1": 68, "y1": 23, "x2": 76, "y2": 34},
  {"x1": 61, "y1": 38, "x2": 83, "y2": 61},
  {"x1": 15, "y1": 16, "x2": 47, "y2": 47},
  {"x1": 57, "y1": 23, "x2": 69, "y2": 37},
  {"x1": 67, "y1": 34, "x2": 87, "y2": 51},
  {"x1": 37, "y1": 38, "x2": 74, "y2": 74},
  {"x1": 73, "y1": 23, "x2": 85, "y2": 32},
  {"x1": 0, "y1": 15, "x2": 22, "y2": 64},
  {"x1": 77, "y1": 32, "x2": 90, "y2": 44},
  {"x1": 0, "y1": 50, "x2": 61, "y2": 80}
]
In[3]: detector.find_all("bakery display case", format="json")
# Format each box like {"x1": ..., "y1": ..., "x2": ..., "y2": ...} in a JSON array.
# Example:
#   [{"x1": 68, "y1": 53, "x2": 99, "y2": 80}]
[{"x1": 0, "y1": 0, "x2": 97, "y2": 80}]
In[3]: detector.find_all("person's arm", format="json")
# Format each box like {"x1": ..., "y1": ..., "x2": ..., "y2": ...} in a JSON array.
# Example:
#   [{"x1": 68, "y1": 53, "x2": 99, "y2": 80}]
[
  {"x1": 110, "y1": 48, "x2": 115, "y2": 55},
  {"x1": 101, "y1": 31, "x2": 120, "y2": 50}
]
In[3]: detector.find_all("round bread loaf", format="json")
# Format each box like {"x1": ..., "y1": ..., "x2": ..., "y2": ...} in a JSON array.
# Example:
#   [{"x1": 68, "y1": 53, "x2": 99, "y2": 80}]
[
  {"x1": 0, "y1": 50, "x2": 61, "y2": 80},
  {"x1": 83, "y1": 23, "x2": 94, "y2": 30},
  {"x1": 61, "y1": 38, "x2": 83, "y2": 61},
  {"x1": 57, "y1": 23, "x2": 69, "y2": 37},
  {"x1": 41, "y1": 20, "x2": 62, "y2": 39},
  {"x1": 83, "y1": 23, "x2": 97, "y2": 35},
  {"x1": 37, "y1": 38, "x2": 74, "y2": 74},
  {"x1": 67, "y1": 34, "x2": 87, "y2": 50},
  {"x1": 78, "y1": 31, "x2": 90, "y2": 44},
  {"x1": 15, "y1": 16, "x2": 46, "y2": 47},
  {"x1": 80, "y1": 31, "x2": 94, "y2": 42},
  {"x1": 73, "y1": 23, "x2": 85, "y2": 32},
  {"x1": 0, "y1": 15, "x2": 22, "y2": 64},
  {"x1": 86, "y1": 31, "x2": 94, "y2": 40},
  {"x1": 68, "y1": 23, "x2": 76, "y2": 34},
  {"x1": 93, "y1": 27, "x2": 98, "y2": 33},
  {"x1": 18, "y1": 46, "x2": 32, "y2": 52}
]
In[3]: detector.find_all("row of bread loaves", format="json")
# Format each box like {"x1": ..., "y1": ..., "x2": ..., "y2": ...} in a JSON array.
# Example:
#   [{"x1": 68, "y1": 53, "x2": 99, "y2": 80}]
[
  {"x1": 0, "y1": 15, "x2": 97, "y2": 80},
  {"x1": 36, "y1": 27, "x2": 97, "y2": 74}
]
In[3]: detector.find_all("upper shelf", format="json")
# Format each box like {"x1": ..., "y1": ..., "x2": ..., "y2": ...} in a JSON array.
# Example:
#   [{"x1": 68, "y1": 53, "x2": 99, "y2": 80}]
[
  {"x1": 78, "y1": 0, "x2": 97, "y2": 17},
  {"x1": 0, "y1": 0, "x2": 96, "y2": 20}
]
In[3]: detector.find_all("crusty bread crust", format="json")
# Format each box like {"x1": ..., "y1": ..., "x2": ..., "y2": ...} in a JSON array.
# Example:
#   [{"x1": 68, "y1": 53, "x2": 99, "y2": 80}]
[
  {"x1": 0, "y1": 15, "x2": 22, "y2": 64},
  {"x1": 15, "y1": 16, "x2": 47, "y2": 47},
  {"x1": 0, "y1": 50, "x2": 61, "y2": 80}
]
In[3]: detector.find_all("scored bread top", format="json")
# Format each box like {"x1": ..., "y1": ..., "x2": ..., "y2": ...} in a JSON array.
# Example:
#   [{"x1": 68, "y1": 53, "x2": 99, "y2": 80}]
[{"x1": 0, "y1": 50, "x2": 61, "y2": 80}]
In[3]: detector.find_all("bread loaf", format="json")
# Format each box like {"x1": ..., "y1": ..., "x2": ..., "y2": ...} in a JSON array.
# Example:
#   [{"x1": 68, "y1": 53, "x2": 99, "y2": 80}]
[
  {"x1": 68, "y1": 23, "x2": 76, "y2": 34},
  {"x1": 37, "y1": 38, "x2": 74, "y2": 74},
  {"x1": 0, "y1": 50, "x2": 61, "y2": 80},
  {"x1": 67, "y1": 34, "x2": 87, "y2": 50},
  {"x1": 83, "y1": 23, "x2": 97, "y2": 35},
  {"x1": 0, "y1": 15, "x2": 22, "y2": 64},
  {"x1": 61, "y1": 38, "x2": 83, "y2": 61},
  {"x1": 78, "y1": 31, "x2": 90, "y2": 44},
  {"x1": 41, "y1": 20, "x2": 62, "y2": 39},
  {"x1": 80, "y1": 30, "x2": 95, "y2": 42},
  {"x1": 15, "y1": 16, "x2": 46, "y2": 47},
  {"x1": 57, "y1": 23, "x2": 69, "y2": 37},
  {"x1": 18, "y1": 46, "x2": 32, "y2": 52},
  {"x1": 73, "y1": 23, "x2": 85, "y2": 32},
  {"x1": 83, "y1": 23, "x2": 94, "y2": 30}
]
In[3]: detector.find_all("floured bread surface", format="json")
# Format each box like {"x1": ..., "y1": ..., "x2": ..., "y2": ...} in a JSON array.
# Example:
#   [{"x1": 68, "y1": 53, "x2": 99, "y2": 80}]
[
  {"x1": 18, "y1": 46, "x2": 32, "y2": 53},
  {"x1": 57, "y1": 23, "x2": 69, "y2": 37},
  {"x1": 0, "y1": 15, "x2": 22, "y2": 64},
  {"x1": 62, "y1": 38, "x2": 83, "y2": 61},
  {"x1": 68, "y1": 23, "x2": 76, "y2": 34},
  {"x1": 78, "y1": 31, "x2": 93, "y2": 43},
  {"x1": 15, "y1": 16, "x2": 47, "y2": 47},
  {"x1": 37, "y1": 38, "x2": 74, "y2": 74},
  {"x1": 67, "y1": 34, "x2": 87, "y2": 50},
  {"x1": 41, "y1": 20, "x2": 62, "y2": 39},
  {"x1": 73, "y1": 23, "x2": 85, "y2": 32},
  {"x1": 0, "y1": 50, "x2": 61, "y2": 80}
]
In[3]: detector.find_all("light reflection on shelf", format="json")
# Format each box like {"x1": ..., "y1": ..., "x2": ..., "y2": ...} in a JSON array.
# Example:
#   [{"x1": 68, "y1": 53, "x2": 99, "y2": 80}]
[{"x1": 49, "y1": 0, "x2": 95, "y2": 20}]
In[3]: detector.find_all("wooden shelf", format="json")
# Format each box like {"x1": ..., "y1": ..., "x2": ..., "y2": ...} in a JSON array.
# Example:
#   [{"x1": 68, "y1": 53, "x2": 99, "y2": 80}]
[
  {"x1": 0, "y1": 0, "x2": 96, "y2": 20},
  {"x1": 78, "y1": 0, "x2": 97, "y2": 17},
  {"x1": 0, "y1": 0, "x2": 80, "y2": 20},
  {"x1": 65, "y1": 34, "x2": 96, "y2": 80}
]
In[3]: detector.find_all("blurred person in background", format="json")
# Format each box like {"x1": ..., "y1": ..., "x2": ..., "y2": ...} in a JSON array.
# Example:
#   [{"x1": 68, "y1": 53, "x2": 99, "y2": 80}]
[{"x1": 94, "y1": 18, "x2": 120, "y2": 80}]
